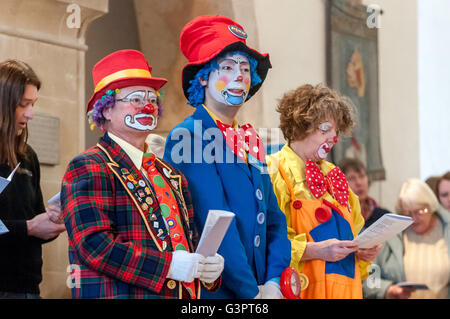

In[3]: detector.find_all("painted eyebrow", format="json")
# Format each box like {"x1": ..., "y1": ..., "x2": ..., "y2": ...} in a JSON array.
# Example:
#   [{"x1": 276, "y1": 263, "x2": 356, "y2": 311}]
[{"x1": 219, "y1": 58, "x2": 249, "y2": 65}]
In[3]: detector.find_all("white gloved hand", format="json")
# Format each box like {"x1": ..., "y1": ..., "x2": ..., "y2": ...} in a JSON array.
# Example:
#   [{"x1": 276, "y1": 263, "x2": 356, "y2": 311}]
[
  {"x1": 167, "y1": 250, "x2": 204, "y2": 283},
  {"x1": 261, "y1": 280, "x2": 283, "y2": 299},
  {"x1": 197, "y1": 253, "x2": 224, "y2": 283},
  {"x1": 254, "y1": 285, "x2": 263, "y2": 299}
]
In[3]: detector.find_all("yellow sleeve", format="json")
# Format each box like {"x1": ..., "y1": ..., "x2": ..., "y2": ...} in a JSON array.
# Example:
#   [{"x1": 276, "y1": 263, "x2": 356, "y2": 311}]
[
  {"x1": 348, "y1": 188, "x2": 371, "y2": 280},
  {"x1": 267, "y1": 156, "x2": 307, "y2": 274}
]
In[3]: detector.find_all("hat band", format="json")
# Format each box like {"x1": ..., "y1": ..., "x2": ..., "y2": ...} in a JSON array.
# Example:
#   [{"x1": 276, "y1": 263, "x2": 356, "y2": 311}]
[{"x1": 94, "y1": 68, "x2": 152, "y2": 93}]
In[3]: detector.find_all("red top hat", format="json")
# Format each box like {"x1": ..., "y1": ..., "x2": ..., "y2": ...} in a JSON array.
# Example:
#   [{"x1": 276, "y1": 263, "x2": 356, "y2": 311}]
[
  {"x1": 87, "y1": 49, "x2": 168, "y2": 113},
  {"x1": 180, "y1": 15, "x2": 271, "y2": 101}
]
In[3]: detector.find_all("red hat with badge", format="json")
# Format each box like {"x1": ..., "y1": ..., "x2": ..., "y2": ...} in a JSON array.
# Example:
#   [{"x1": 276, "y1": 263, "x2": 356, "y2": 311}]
[
  {"x1": 180, "y1": 15, "x2": 272, "y2": 101},
  {"x1": 86, "y1": 49, "x2": 167, "y2": 113}
]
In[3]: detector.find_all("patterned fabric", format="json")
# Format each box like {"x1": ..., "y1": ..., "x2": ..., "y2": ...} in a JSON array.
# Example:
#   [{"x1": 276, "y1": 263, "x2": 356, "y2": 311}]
[
  {"x1": 61, "y1": 133, "x2": 219, "y2": 298},
  {"x1": 305, "y1": 159, "x2": 349, "y2": 207},
  {"x1": 216, "y1": 120, "x2": 265, "y2": 163},
  {"x1": 142, "y1": 152, "x2": 196, "y2": 298}
]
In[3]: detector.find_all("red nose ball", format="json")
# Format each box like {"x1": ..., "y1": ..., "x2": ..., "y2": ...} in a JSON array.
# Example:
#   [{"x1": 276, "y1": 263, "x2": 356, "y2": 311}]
[
  {"x1": 143, "y1": 104, "x2": 155, "y2": 114},
  {"x1": 333, "y1": 136, "x2": 338, "y2": 144}
]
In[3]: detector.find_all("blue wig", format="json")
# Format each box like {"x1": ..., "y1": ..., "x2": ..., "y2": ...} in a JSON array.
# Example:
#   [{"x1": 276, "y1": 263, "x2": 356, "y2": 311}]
[{"x1": 186, "y1": 50, "x2": 261, "y2": 108}]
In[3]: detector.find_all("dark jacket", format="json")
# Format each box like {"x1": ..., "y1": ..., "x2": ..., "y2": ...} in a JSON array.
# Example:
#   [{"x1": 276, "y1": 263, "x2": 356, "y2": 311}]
[{"x1": 0, "y1": 145, "x2": 48, "y2": 294}]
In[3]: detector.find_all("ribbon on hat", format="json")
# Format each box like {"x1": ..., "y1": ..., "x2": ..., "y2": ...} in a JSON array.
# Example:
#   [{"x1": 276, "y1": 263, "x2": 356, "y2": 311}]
[
  {"x1": 216, "y1": 121, "x2": 265, "y2": 163},
  {"x1": 305, "y1": 159, "x2": 349, "y2": 207}
]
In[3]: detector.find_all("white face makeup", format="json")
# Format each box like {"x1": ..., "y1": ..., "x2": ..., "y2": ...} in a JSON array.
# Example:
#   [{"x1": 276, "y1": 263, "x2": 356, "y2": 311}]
[
  {"x1": 122, "y1": 90, "x2": 159, "y2": 131},
  {"x1": 317, "y1": 121, "x2": 335, "y2": 159},
  {"x1": 206, "y1": 52, "x2": 251, "y2": 107},
  {"x1": 104, "y1": 86, "x2": 160, "y2": 138}
]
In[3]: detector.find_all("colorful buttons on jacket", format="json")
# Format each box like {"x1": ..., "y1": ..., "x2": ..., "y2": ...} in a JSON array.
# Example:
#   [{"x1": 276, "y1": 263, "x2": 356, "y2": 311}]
[
  {"x1": 293, "y1": 200, "x2": 302, "y2": 209},
  {"x1": 315, "y1": 207, "x2": 332, "y2": 223}
]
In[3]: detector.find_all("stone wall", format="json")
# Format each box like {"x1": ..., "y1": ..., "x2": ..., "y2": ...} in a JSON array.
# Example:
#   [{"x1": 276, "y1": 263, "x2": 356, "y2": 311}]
[{"x1": 0, "y1": 0, "x2": 108, "y2": 298}]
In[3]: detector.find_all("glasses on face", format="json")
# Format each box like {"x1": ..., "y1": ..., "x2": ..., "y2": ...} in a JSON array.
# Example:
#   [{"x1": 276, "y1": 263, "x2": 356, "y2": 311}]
[
  {"x1": 116, "y1": 90, "x2": 158, "y2": 107},
  {"x1": 402, "y1": 207, "x2": 431, "y2": 217}
]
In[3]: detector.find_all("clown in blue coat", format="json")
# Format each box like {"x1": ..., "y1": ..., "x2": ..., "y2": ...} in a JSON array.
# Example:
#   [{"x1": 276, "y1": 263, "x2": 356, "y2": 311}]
[{"x1": 163, "y1": 15, "x2": 291, "y2": 299}]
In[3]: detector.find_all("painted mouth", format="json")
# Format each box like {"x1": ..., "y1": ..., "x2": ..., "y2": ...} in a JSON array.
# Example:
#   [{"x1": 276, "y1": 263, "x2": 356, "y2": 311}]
[
  {"x1": 136, "y1": 116, "x2": 153, "y2": 126},
  {"x1": 227, "y1": 88, "x2": 245, "y2": 96},
  {"x1": 124, "y1": 113, "x2": 157, "y2": 131},
  {"x1": 317, "y1": 143, "x2": 331, "y2": 159}
]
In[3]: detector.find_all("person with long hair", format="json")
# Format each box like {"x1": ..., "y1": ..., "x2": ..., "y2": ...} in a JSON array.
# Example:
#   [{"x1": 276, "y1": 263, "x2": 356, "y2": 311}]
[{"x1": 0, "y1": 59, "x2": 66, "y2": 298}]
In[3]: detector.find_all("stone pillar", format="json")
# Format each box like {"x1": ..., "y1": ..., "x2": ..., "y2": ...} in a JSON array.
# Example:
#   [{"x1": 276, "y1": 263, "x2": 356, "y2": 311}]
[{"x1": 0, "y1": 0, "x2": 108, "y2": 298}]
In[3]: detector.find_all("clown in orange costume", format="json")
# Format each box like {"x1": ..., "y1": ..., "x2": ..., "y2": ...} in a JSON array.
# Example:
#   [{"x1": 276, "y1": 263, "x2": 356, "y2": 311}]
[{"x1": 267, "y1": 84, "x2": 381, "y2": 299}]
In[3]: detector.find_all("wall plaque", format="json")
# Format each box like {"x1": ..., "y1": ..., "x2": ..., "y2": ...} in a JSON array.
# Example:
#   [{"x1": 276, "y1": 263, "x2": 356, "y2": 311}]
[{"x1": 27, "y1": 112, "x2": 60, "y2": 166}]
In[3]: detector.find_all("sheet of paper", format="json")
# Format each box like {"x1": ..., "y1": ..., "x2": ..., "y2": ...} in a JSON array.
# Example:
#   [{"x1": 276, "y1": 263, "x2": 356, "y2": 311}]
[
  {"x1": 397, "y1": 282, "x2": 429, "y2": 290},
  {"x1": 0, "y1": 162, "x2": 20, "y2": 194},
  {"x1": 0, "y1": 219, "x2": 9, "y2": 235},
  {"x1": 353, "y1": 213, "x2": 413, "y2": 249},
  {"x1": 48, "y1": 192, "x2": 61, "y2": 207},
  {"x1": 196, "y1": 210, "x2": 235, "y2": 257}
]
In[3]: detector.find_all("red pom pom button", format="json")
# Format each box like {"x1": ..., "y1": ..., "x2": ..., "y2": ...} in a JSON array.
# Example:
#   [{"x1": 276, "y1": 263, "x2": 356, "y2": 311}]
[
  {"x1": 315, "y1": 207, "x2": 331, "y2": 223},
  {"x1": 293, "y1": 200, "x2": 302, "y2": 209}
]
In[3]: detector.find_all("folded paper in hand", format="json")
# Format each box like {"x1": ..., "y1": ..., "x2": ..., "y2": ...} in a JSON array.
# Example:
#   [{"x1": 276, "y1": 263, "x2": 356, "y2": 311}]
[
  {"x1": 196, "y1": 210, "x2": 235, "y2": 257},
  {"x1": 0, "y1": 219, "x2": 9, "y2": 235},
  {"x1": 353, "y1": 213, "x2": 413, "y2": 249},
  {"x1": 48, "y1": 192, "x2": 61, "y2": 207},
  {"x1": 397, "y1": 282, "x2": 429, "y2": 290},
  {"x1": 0, "y1": 162, "x2": 20, "y2": 194}
]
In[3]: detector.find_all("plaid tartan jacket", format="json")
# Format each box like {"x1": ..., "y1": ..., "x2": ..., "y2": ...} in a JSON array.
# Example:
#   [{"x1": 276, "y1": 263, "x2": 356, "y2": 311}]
[{"x1": 61, "y1": 133, "x2": 219, "y2": 298}]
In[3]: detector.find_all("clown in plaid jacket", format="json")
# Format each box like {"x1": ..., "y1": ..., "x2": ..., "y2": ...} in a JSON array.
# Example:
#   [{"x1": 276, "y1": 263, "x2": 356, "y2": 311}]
[{"x1": 61, "y1": 133, "x2": 219, "y2": 298}]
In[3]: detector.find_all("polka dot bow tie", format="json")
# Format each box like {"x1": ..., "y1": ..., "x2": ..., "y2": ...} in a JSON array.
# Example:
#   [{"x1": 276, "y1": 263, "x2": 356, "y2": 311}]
[
  {"x1": 216, "y1": 121, "x2": 266, "y2": 163},
  {"x1": 305, "y1": 159, "x2": 349, "y2": 206}
]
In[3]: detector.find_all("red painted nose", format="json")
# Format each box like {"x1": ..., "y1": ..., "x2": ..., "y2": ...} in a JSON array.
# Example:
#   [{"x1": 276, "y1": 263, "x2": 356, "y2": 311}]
[
  {"x1": 333, "y1": 136, "x2": 338, "y2": 144},
  {"x1": 142, "y1": 104, "x2": 155, "y2": 114},
  {"x1": 236, "y1": 75, "x2": 243, "y2": 81}
]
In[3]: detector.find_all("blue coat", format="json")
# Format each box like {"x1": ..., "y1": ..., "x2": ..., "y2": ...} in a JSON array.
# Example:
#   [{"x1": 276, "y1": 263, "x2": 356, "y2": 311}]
[{"x1": 163, "y1": 106, "x2": 291, "y2": 299}]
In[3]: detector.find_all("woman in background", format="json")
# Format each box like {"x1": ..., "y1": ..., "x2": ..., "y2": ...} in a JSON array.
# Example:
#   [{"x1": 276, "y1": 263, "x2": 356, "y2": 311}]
[
  {"x1": 436, "y1": 172, "x2": 450, "y2": 212},
  {"x1": 364, "y1": 178, "x2": 450, "y2": 299}
]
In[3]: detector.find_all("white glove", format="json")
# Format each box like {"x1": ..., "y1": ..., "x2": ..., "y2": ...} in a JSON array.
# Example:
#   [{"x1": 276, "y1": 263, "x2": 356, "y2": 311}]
[
  {"x1": 261, "y1": 280, "x2": 283, "y2": 299},
  {"x1": 167, "y1": 250, "x2": 204, "y2": 283},
  {"x1": 197, "y1": 253, "x2": 224, "y2": 283},
  {"x1": 254, "y1": 285, "x2": 263, "y2": 299}
]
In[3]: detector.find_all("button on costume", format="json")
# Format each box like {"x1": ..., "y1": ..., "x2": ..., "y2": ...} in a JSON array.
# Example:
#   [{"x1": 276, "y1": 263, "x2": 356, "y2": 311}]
[{"x1": 163, "y1": 15, "x2": 290, "y2": 299}]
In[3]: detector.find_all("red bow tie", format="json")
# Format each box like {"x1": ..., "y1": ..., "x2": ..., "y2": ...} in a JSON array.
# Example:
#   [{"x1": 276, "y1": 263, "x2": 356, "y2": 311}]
[
  {"x1": 305, "y1": 159, "x2": 349, "y2": 207},
  {"x1": 216, "y1": 121, "x2": 265, "y2": 163}
]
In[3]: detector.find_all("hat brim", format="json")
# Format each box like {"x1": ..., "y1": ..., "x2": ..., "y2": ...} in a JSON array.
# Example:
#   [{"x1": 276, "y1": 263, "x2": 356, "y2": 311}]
[
  {"x1": 181, "y1": 41, "x2": 271, "y2": 102},
  {"x1": 87, "y1": 77, "x2": 167, "y2": 113}
]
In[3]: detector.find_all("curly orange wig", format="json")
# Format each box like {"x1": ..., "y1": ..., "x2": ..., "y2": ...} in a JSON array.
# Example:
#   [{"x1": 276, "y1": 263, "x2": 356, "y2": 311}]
[{"x1": 277, "y1": 84, "x2": 356, "y2": 142}]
